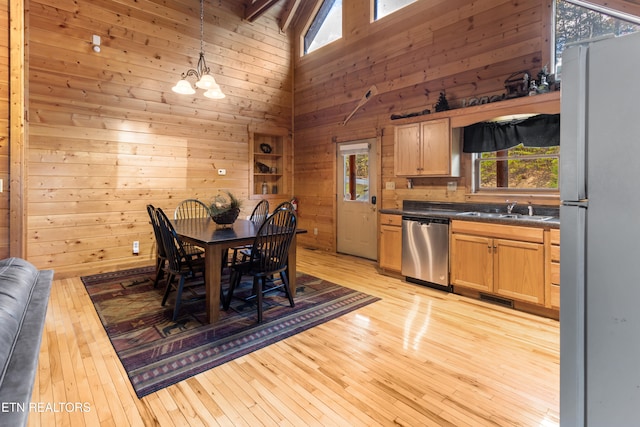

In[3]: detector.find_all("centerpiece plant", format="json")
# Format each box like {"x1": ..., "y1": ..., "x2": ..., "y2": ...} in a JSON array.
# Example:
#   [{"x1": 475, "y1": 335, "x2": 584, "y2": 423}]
[{"x1": 209, "y1": 190, "x2": 242, "y2": 225}]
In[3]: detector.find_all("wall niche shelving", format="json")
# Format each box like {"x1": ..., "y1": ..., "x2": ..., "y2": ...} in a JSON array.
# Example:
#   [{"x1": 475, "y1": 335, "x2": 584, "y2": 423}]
[{"x1": 248, "y1": 126, "x2": 292, "y2": 200}]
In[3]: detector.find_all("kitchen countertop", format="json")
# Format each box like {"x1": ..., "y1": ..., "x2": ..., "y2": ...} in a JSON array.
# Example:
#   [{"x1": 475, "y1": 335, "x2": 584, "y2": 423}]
[{"x1": 380, "y1": 201, "x2": 560, "y2": 228}]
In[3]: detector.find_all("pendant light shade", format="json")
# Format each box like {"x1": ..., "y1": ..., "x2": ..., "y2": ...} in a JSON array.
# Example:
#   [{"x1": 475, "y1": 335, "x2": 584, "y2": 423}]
[
  {"x1": 172, "y1": 79, "x2": 197, "y2": 95},
  {"x1": 195, "y1": 74, "x2": 217, "y2": 89},
  {"x1": 204, "y1": 85, "x2": 225, "y2": 99},
  {"x1": 172, "y1": 0, "x2": 225, "y2": 99}
]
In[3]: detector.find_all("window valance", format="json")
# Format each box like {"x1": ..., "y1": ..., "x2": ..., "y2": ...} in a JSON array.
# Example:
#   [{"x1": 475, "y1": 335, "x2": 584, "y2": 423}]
[{"x1": 463, "y1": 114, "x2": 560, "y2": 153}]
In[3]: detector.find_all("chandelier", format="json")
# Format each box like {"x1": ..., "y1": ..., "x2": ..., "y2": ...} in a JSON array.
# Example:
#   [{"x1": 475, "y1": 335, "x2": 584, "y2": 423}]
[{"x1": 172, "y1": 0, "x2": 225, "y2": 99}]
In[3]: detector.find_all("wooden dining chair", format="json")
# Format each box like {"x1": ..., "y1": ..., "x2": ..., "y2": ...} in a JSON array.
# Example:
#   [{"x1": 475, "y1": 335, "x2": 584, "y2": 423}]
[
  {"x1": 272, "y1": 200, "x2": 296, "y2": 213},
  {"x1": 148, "y1": 204, "x2": 204, "y2": 288},
  {"x1": 155, "y1": 207, "x2": 206, "y2": 321},
  {"x1": 227, "y1": 199, "x2": 270, "y2": 266},
  {"x1": 222, "y1": 207, "x2": 297, "y2": 323},
  {"x1": 174, "y1": 199, "x2": 210, "y2": 220},
  {"x1": 146, "y1": 204, "x2": 167, "y2": 288}
]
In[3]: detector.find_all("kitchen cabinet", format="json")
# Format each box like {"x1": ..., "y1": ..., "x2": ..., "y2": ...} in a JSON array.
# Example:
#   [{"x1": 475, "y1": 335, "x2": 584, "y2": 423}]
[
  {"x1": 450, "y1": 220, "x2": 545, "y2": 305},
  {"x1": 546, "y1": 228, "x2": 560, "y2": 309},
  {"x1": 379, "y1": 213, "x2": 402, "y2": 272},
  {"x1": 394, "y1": 118, "x2": 460, "y2": 177},
  {"x1": 248, "y1": 128, "x2": 292, "y2": 200}
]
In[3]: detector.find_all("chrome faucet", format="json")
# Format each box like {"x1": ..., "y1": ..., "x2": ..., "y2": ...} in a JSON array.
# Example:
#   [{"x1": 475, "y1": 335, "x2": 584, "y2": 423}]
[{"x1": 506, "y1": 200, "x2": 518, "y2": 214}]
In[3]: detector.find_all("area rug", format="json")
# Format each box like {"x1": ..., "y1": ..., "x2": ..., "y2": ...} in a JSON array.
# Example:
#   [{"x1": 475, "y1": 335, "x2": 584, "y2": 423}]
[{"x1": 81, "y1": 266, "x2": 379, "y2": 398}]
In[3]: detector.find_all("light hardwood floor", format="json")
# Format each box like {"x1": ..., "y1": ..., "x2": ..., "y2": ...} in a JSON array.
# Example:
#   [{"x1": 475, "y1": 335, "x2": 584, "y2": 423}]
[{"x1": 27, "y1": 248, "x2": 559, "y2": 426}]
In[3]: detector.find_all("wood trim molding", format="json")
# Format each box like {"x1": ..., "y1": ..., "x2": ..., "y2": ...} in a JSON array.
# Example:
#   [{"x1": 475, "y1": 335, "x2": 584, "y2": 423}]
[
  {"x1": 245, "y1": 0, "x2": 279, "y2": 22},
  {"x1": 280, "y1": 0, "x2": 302, "y2": 32},
  {"x1": 9, "y1": 0, "x2": 26, "y2": 258}
]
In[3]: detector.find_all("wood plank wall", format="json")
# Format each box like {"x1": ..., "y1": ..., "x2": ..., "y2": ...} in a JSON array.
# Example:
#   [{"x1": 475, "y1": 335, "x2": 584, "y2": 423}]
[
  {"x1": 292, "y1": 0, "x2": 554, "y2": 252},
  {"x1": 22, "y1": 0, "x2": 293, "y2": 278},
  {"x1": 2, "y1": 0, "x2": 638, "y2": 274},
  {"x1": 291, "y1": 0, "x2": 639, "y2": 253},
  {"x1": 0, "y1": 0, "x2": 8, "y2": 259}
]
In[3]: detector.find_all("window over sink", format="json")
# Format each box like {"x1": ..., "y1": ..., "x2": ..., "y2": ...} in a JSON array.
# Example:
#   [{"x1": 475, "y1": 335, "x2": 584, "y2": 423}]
[
  {"x1": 473, "y1": 146, "x2": 559, "y2": 192},
  {"x1": 465, "y1": 114, "x2": 560, "y2": 193}
]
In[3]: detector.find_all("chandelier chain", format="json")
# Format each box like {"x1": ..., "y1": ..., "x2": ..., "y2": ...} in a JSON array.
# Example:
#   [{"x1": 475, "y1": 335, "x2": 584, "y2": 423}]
[
  {"x1": 172, "y1": 0, "x2": 224, "y2": 98},
  {"x1": 200, "y1": 0, "x2": 204, "y2": 54}
]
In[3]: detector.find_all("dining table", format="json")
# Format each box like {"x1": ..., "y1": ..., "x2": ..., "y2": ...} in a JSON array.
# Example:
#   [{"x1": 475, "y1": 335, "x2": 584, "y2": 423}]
[{"x1": 173, "y1": 217, "x2": 305, "y2": 323}]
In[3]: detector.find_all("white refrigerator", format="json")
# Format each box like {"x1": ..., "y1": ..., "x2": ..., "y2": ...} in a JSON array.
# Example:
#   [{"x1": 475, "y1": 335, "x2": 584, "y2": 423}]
[{"x1": 560, "y1": 32, "x2": 640, "y2": 425}]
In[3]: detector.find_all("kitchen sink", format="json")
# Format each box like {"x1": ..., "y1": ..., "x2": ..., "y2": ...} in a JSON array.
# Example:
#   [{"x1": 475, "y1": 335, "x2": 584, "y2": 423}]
[
  {"x1": 457, "y1": 211, "x2": 503, "y2": 218},
  {"x1": 500, "y1": 214, "x2": 555, "y2": 221},
  {"x1": 457, "y1": 212, "x2": 555, "y2": 221}
]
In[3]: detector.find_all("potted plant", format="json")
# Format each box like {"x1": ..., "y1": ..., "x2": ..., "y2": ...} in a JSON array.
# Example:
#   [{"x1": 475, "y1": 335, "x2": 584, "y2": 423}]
[{"x1": 209, "y1": 190, "x2": 242, "y2": 226}]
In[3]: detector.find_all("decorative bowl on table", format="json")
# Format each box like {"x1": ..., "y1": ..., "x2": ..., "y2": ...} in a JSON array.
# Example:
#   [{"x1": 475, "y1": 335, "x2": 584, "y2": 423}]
[
  {"x1": 209, "y1": 190, "x2": 242, "y2": 227},
  {"x1": 211, "y1": 207, "x2": 240, "y2": 225}
]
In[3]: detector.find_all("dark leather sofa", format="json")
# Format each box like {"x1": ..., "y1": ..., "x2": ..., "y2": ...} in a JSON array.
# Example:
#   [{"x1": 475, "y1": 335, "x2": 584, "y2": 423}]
[{"x1": 0, "y1": 258, "x2": 53, "y2": 426}]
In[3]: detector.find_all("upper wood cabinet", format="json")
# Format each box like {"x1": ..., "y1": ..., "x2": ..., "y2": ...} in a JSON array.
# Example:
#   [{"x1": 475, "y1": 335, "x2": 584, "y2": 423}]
[
  {"x1": 249, "y1": 127, "x2": 292, "y2": 200},
  {"x1": 394, "y1": 118, "x2": 460, "y2": 177}
]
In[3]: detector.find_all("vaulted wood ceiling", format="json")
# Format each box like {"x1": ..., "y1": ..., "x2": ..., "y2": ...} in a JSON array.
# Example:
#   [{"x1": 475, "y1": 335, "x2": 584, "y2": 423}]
[{"x1": 244, "y1": 0, "x2": 319, "y2": 32}]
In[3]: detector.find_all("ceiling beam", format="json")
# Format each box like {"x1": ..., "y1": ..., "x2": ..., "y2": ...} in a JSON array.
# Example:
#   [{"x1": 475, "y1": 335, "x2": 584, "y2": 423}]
[
  {"x1": 245, "y1": 0, "x2": 280, "y2": 22},
  {"x1": 280, "y1": 0, "x2": 302, "y2": 32}
]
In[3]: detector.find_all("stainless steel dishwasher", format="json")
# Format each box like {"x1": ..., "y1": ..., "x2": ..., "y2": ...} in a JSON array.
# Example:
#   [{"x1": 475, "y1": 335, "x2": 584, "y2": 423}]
[{"x1": 401, "y1": 215, "x2": 452, "y2": 291}]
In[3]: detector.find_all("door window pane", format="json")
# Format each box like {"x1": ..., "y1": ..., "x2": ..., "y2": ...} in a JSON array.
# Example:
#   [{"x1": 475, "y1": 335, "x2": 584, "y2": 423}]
[{"x1": 343, "y1": 153, "x2": 369, "y2": 201}]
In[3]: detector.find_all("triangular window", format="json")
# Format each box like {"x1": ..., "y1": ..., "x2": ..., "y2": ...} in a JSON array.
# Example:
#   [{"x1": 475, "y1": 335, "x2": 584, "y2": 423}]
[
  {"x1": 304, "y1": 0, "x2": 342, "y2": 54},
  {"x1": 374, "y1": 0, "x2": 417, "y2": 20}
]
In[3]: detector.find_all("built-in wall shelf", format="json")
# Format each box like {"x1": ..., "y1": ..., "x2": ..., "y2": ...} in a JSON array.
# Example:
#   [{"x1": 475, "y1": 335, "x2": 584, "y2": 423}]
[
  {"x1": 391, "y1": 91, "x2": 560, "y2": 128},
  {"x1": 248, "y1": 126, "x2": 292, "y2": 200}
]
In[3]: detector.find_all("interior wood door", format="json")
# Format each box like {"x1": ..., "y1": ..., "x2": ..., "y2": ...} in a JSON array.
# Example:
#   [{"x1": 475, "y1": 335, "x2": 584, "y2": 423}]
[{"x1": 337, "y1": 139, "x2": 377, "y2": 260}]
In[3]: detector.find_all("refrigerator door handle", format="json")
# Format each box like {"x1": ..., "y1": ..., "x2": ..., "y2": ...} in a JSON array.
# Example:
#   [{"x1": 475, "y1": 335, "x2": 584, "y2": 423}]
[
  {"x1": 562, "y1": 200, "x2": 589, "y2": 208},
  {"x1": 560, "y1": 45, "x2": 589, "y2": 202}
]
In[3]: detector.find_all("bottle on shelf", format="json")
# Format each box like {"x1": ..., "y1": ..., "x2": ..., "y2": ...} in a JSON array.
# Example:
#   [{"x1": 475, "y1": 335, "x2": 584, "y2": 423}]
[{"x1": 262, "y1": 181, "x2": 268, "y2": 195}]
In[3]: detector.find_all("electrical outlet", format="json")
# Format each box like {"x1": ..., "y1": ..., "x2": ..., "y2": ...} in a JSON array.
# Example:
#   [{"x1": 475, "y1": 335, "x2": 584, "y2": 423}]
[
  {"x1": 313, "y1": 228, "x2": 318, "y2": 235},
  {"x1": 132, "y1": 241, "x2": 139, "y2": 255},
  {"x1": 385, "y1": 181, "x2": 396, "y2": 190},
  {"x1": 447, "y1": 181, "x2": 457, "y2": 192}
]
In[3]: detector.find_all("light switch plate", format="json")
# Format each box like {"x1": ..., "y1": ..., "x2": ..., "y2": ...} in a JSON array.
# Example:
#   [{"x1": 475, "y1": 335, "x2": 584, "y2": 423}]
[
  {"x1": 385, "y1": 181, "x2": 396, "y2": 190},
  {"x1": 447, "y1": 181, "x2": 457, "y2": 191},
  {"x1": 218, "y1": 169, "x2": 227, "y2": 175}
]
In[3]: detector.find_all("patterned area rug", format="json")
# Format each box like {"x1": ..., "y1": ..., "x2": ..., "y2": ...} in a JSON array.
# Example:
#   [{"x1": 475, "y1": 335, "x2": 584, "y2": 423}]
[{"x1": 81, "y1": 266, "x2": 379, "y2": 398}]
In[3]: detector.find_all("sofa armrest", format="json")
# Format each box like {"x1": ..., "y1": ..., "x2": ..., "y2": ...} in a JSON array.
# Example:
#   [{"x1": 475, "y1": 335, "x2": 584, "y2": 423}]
[{"x1": 0, "y1": 259, "x2": 53, "y2": 427}]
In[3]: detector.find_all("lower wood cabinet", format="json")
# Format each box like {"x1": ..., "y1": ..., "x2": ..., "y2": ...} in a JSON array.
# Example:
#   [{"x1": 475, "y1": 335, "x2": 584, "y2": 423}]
[
  {"x1": 546, "y1": 228, "x2": 560, "y2": 309},
  {"x1": 450, "y1": 220, "x2": 545, "y2": 305},
  {"x1": 379, "y1": 214, "x2": 402, "y2": 273}
]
